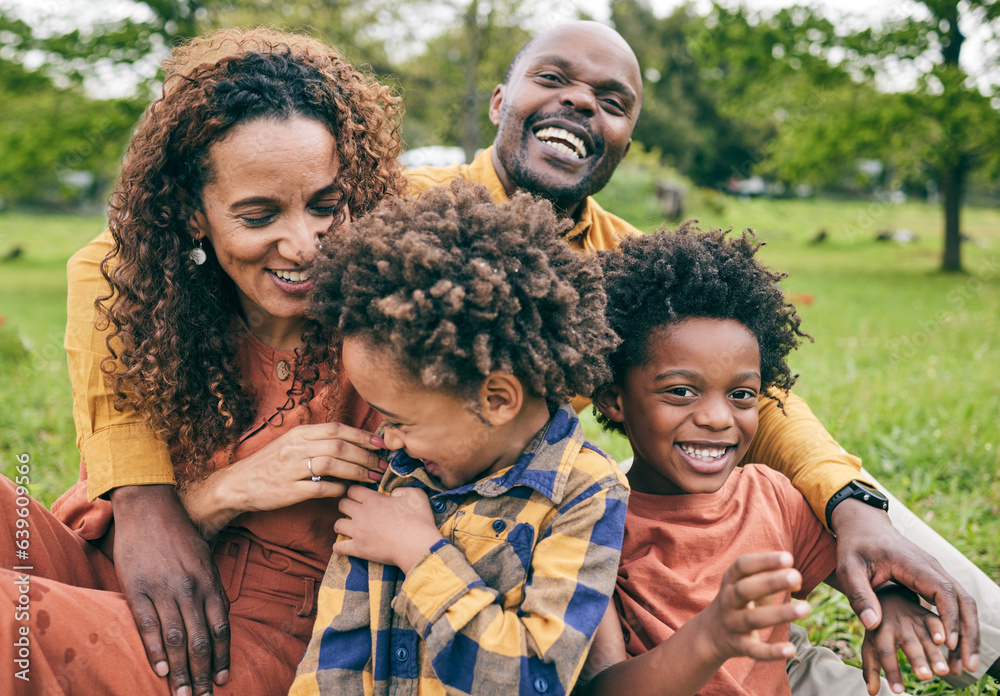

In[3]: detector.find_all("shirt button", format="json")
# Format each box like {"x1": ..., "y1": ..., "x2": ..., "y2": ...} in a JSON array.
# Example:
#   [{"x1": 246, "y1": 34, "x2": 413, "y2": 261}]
[
  {"x1": 276, "y1": 360, "x2": 291, "y2": 381},
  {"x1": 431, "y1": 499, "x2": 446, "y2": 513},
  {"x1": 491, "y1": 519, "x2": 506, "y2": 534},
  {"x1": 533, "y1": 676, "x2": 548, "y2": 692},
  {"x1": 394, "y1": 647, "x2": 408, "y2": 662}
]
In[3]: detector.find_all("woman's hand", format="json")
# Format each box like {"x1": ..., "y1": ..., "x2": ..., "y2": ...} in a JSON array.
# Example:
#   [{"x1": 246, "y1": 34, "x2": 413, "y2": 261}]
[
  {"x1": 179, "y1": 422, "x2": 388, "y2": 538},
  {"x1": 333, "y1": 485, "x2": 443, "y2": 573},
  {"x1": 831, "y1": 499, "x2": 980, "y2": 676},
  {"x1": 861, "y1": 585, "x2": 952, "y2": 694},
  {"x1": 110, "y1": 484, "x2": 230, "y2": 696}
]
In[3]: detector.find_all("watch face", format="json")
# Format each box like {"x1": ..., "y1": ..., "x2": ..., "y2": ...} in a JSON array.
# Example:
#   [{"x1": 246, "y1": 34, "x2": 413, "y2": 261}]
[
  {"x1": 855, "y1": 482, "x2": 887, "y2": 501},
  {"x1": 852, "y1": 482, "x2": 888, "y2": 510}
]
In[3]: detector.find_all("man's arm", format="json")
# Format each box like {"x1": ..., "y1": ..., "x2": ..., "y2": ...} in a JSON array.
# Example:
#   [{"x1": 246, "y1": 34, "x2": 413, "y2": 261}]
[
  {"x1": 746, "y1": 389, "x2": 980, "y2": 675},
  {"x1": 744, "y1": 390, "x2": 868, "y2": 527},
  {"x1": 65, "y1": 231, "x2": 230, "y2": 696},
  {"x1": 830, "y1": 499, "x2": 979, "y2": 675},
  {"x1": 65, "y1": 230, "x2": 175, "y2": 499}
]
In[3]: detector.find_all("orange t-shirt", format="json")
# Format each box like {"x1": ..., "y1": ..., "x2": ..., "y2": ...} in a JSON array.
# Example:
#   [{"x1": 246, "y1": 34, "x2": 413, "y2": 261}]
[{"x1": 615, "y1": 464, "x2": 837, "y2": 696}]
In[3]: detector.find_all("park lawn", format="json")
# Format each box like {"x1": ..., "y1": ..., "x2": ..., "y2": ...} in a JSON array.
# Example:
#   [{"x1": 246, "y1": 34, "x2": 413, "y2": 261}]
[
  {"x1": 0, "y1": 213, "x2": 107, "y2": 504},
  {"x1": 1, "y1": 183, "x2": 998, "y2": 693}
]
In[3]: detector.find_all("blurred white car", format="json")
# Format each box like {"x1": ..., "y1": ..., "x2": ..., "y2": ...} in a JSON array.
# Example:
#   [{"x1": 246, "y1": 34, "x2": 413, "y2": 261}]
[{"x1": 399, "y1": 146, "x2": 473, "y2": 169}]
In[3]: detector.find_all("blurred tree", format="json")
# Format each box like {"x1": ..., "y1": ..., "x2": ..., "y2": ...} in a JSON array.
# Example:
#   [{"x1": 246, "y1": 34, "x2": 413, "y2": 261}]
[
  {"x1": 0, "y1": 0, "x2": 394, "y2": 205},
  {"x1": 611, "y1": 1, "x2": 888, "y2": 189},
  {"x1": 0, "y1": 0, "x2": 540, "y2": 196},
  {"x1": 609, "y1": 0, "x2": 767, "y2": 187},
  {"x1": 204, "y1": 0, "x2": 395, "y2": 72},
  {"x1": 685, "y1": 4, "x2": 871, "y2": 189},
  {"x1": 611, "y1": 0, "x2": 1000, "y2": 271},
  {"x1": 693, "y1": 1, "x2": 999, "y2": 272},
  {"x1": 396, "y1": 0, "x2": 530, "y2": 160},
  {"x1": 0, "y1": 13, "x2": 142, "y2": 206},
  {"x1": 841, "y1": 0, "x2": 1000, "y2": 271},
  {"x1": 0, "y1": 0, "x2": 393, "y2": 89}
]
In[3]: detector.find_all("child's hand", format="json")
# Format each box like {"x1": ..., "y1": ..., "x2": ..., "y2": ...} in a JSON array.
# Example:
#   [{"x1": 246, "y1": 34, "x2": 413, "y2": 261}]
[
  {"x1": 580, "y1": 554, "x2": 809, "y2": 696},
  {"x1": 699, "y1": 551, "x2": 810, "y2": 664},
  {"x1": 861, "y1": 585, "x2": 950, "y2": 695},
  {"x1": 333, "y1": 485, "x2": 444, "y2": 573}
]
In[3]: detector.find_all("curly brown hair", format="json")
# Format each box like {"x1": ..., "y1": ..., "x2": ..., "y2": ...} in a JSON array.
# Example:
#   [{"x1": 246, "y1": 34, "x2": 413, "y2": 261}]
[
  {"x1": 99, "y1": 27, "x2": 404, "y2": 481},
  {"x1": 595, "y1": 222, "x2": 810, "y2": 436},
  {"x1": 310, "y1": 180, "x2": 619, "y2": 403}
]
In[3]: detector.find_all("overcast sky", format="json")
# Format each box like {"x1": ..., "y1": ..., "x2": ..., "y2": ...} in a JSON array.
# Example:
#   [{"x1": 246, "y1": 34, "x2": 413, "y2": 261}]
[
  {"x1": 1, "y1": 0, "x2": 996, "y2": 97},
  {"x1": 538, "y1": 0, "x2": 924, "y2": 27},
  {"x1": 541, "y1": 0, "x2": 995, "y2": 93}
]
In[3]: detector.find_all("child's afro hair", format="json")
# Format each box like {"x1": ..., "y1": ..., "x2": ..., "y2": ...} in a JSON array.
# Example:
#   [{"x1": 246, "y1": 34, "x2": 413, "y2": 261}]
[
  {"x1": 595, "y1": 222, "x2": 810, "y2": 435},
  {"x1": 310, "y1": 180, "x2": 620, "y2": 402}
]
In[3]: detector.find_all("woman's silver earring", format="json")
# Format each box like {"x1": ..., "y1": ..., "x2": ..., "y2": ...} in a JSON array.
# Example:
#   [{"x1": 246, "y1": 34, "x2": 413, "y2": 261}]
[{"x1": 189, "y1": 238, "x2": 207, "y2": 266}]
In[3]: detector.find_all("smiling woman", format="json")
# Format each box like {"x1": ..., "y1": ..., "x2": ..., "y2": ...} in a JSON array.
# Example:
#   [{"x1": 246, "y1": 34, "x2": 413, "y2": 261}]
[
  {"x1": 0, "y1": 27, "x2": 404, "y2": 696},
  {"x1": 191, "y1": 117, "x2": 347, "y2": 349}
]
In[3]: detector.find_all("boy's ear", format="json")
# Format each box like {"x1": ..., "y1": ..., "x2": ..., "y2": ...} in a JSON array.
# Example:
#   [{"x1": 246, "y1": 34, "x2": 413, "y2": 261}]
[
  {"x1": 478, "y1": 372, "x2": 522, "y2": 427},
  {"x1": 594, "y1": 386, "x2": 626, "y2": 424}
]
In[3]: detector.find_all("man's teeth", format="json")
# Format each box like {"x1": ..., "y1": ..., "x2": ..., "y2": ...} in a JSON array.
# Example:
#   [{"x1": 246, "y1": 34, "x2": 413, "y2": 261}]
[
  {"x1": 679, "y1": 444, "x2": 728, "y2": 462},
  {"x1": 535, "y1": 127, "x2": 587, "y2": 158},
  {"x1": 273, "y1": 269, "x2": 309, "y2": 283}
]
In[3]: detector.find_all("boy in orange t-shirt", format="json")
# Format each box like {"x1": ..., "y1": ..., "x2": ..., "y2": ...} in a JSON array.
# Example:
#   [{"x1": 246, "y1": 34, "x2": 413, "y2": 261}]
[{"x1": 580, "y1": 225, "x2": 951, "y2": 696}]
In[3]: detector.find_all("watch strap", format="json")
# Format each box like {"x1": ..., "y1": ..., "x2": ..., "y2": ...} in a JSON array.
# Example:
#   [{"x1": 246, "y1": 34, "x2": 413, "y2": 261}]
[{"x1": 825, "y1": 480, "x2": 889, "y2": 529}]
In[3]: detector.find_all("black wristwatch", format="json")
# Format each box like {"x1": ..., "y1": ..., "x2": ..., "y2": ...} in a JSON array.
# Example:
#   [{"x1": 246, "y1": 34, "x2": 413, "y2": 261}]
[{"x1": 825, "y1": 480, "x2": 889, "y2": 530}]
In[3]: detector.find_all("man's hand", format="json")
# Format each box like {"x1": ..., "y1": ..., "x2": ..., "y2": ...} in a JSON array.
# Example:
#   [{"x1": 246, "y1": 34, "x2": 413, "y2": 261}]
[
  {"x1": 333, "y1": 485, "x2": 443, "y2": 573},
  {"x1": 831, "y1": 499, "x2": 979, "y2": 676},
  {"x1": 110, "y1": 485, "x2": 230, "y2": 696}
]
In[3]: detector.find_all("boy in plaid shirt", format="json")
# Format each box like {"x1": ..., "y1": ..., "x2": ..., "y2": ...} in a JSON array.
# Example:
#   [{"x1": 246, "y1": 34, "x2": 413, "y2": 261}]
[{"x1": 290, "y1": 181, "x2": 629, "y2": 696}]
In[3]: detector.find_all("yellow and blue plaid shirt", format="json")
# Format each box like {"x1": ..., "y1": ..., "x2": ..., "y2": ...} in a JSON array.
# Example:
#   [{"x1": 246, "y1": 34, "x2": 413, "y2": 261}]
[{"x1": 290, "y1": 403, "x2": 629, "y2": 696}]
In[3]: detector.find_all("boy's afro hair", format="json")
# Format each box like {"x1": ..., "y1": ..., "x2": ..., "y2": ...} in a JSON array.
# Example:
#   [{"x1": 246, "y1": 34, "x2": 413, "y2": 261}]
[
  {"x1": 310, "y1": 180, "x2": 620, "y2": 401},
  {"x1": 595, "y1": 222, "x2": 809, "y2": 436}
]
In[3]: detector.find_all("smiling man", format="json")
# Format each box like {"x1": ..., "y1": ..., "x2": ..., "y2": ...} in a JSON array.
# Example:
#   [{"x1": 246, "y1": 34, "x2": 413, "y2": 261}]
[
  {"x1": 406, "y1": 21, "x2": 644, "y2": 252},
  {"x1": 404, "y1": 20, "x2": 998, "y2": 693},
  {"x1": 489, "y1": 22, "x2": 641, "y2": 217}
]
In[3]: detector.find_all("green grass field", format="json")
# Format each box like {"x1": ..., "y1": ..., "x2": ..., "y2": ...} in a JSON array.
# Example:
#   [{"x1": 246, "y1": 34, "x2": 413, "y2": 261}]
[{"x1": 0, "y1": 171, "x2": 998, "y2": 692}]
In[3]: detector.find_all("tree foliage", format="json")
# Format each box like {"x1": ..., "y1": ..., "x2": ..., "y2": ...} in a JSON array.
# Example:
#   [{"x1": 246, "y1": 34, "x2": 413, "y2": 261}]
[
  {"x1": 2, "y1": 0, "x2": 997, "y2": 265},
  {"x1": 752, "y1": 0, "x2": 1000, "y2": 271},
  {"x1": 396, "y1": 0, "x2": 530, "y2": 158},
  {"x1": 609, "y1": 0, "x2": 766, "y2": 187},
  {"x1": 0, "y1": 12, "x2": 142, "y2": 206},
  {"x1": 611, "y1": 0, "x2": 999, "y2": 271},
  {"x1": 0, "y1": 0, "x2": 545, "y2": 203},
  {"x1": 0, "y1": 0, "x2": 397, "y2": 206}
]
